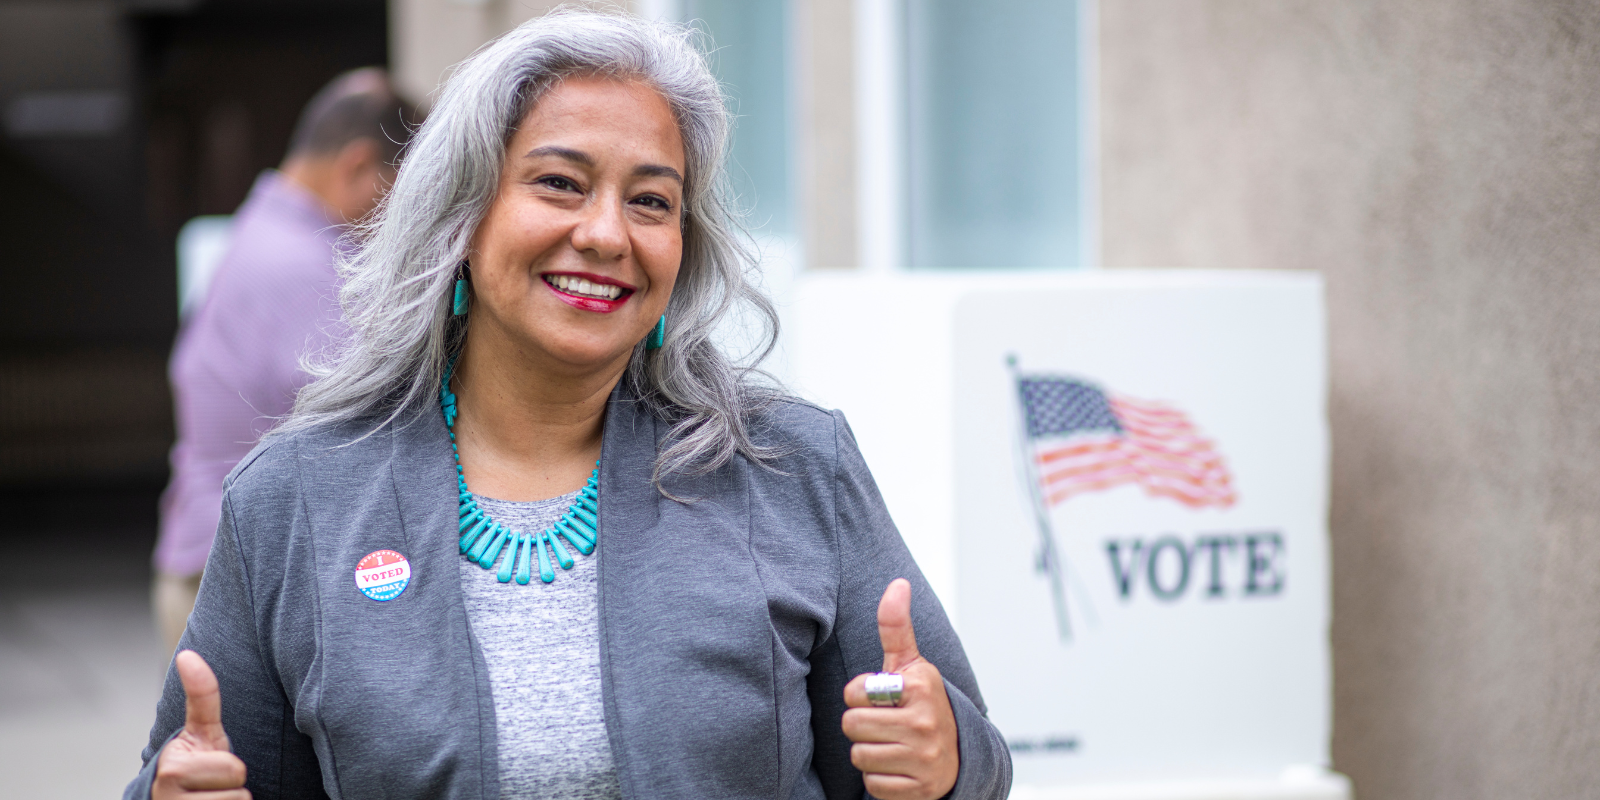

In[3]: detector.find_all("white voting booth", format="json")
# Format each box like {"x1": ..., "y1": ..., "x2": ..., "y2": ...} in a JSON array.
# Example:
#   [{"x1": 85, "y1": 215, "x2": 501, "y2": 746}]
[{"x1": 785, "y1": 270, "x2": 1349, "y2": 800}]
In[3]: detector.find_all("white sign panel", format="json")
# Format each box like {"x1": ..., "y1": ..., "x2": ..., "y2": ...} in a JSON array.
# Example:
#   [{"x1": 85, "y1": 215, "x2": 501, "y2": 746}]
[{"x1": 951, "y1": 278, "x2": 1330, "y2": 790}]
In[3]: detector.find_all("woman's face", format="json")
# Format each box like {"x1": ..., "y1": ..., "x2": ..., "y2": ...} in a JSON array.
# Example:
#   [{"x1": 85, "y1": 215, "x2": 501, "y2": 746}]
[{"x1": 467, "y1": 76, "x2": 686, "y2": 375}]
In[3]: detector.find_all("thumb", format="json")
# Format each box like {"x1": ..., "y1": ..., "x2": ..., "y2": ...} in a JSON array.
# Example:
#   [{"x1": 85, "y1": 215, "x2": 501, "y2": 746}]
[
  {"x1": 877, "y1": 578, "x2": 921, "y2": 672},
  {"x1": 176, "y1": 650, "x2": 229, "y2": 751}
]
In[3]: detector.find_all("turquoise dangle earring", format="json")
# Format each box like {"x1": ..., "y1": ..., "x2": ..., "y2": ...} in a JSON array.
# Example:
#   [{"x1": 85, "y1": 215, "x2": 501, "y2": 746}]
[
  {"x1": 645, "y1": 314, "x2": 666, "y2": 350},
  {"x1": 451, "y1": 262, "x2": 470, "y2": 316}
]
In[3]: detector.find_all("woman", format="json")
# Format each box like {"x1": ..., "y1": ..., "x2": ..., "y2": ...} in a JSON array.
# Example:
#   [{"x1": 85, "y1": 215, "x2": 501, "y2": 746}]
[{"x1": 128, "y1": 10, "x2": 1011, "y2": 800}]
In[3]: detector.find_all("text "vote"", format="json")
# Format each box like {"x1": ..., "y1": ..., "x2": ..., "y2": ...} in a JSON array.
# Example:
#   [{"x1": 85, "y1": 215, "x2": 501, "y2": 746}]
[{"x1": 1105, "y1": 532, "x2": 1285, "y2": 602}]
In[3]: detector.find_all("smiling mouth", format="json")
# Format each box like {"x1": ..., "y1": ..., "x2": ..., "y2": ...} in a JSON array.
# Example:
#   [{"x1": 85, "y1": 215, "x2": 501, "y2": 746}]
[{"x1": 542, "y1": 273, "x2": 633, "y2": 301}]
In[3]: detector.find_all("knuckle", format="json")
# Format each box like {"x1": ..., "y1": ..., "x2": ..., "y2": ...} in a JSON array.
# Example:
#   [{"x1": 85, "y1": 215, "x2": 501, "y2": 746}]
[
  {"x1": 849, "y1": 744, "x2": 870, "y2": 770},
  {"x1": 155, "y1": 751, "x2": 186, "y2": 779},
  {"x1": 863, "y1": 775, "x2": 907, "y2": 800}
]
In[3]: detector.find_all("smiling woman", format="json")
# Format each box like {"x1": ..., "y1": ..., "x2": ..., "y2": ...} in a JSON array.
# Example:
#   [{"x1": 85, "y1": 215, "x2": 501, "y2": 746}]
[
  {"x1": 124, "y1": 9, "x2": 1011, "y2": 800},
  {"x1": 461, "y1": 76, "x2": 685, "y2": 440}
]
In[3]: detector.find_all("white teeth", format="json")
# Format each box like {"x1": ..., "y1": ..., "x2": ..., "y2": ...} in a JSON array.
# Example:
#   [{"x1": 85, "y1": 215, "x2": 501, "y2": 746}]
[{"x1": 546, "y1": 275, "x2": 623, "y2": 300}]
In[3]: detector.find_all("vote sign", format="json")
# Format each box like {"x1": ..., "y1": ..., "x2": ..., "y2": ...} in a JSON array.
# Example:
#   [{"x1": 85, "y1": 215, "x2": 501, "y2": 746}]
[{"x1": 951, "y1": 275, "x2": 1330, "y2": 788}]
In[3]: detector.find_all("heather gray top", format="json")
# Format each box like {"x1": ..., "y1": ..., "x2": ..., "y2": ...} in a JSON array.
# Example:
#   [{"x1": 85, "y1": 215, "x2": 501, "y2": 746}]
[
  {"x1": 461, "y1": 492, "x2": 621, "y2": 800},
  {"x1": 126, "y1": 385, "x2": 1012, "y2": 800}
]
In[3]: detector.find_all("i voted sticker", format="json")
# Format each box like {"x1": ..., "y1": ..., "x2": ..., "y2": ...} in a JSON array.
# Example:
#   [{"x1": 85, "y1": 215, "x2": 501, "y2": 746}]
[{"x1": 354, "y1": 550, "x2": 411, "y2": 601}]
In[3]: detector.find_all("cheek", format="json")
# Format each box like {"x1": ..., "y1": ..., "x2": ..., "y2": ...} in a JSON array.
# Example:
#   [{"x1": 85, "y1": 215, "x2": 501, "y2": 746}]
[
  {"x1": 641, "y1": 229, "x2": 684, "y2": 293},
  {"x1": 477, "y1": 201, "x2": 562, "y2": 262}
]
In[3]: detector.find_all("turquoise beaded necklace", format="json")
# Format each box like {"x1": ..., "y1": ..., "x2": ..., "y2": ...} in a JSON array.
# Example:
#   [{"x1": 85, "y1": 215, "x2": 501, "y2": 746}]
[{"x1": 441, "y1": 357, "x2": 600, "y2": 585}]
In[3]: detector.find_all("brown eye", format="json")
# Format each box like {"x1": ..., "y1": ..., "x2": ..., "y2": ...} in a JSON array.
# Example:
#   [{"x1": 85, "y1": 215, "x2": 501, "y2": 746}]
[
  {"x1": 632, "y1": 194, "x2": 672, "y2": 212},
  {"x1": 538, "y1": 175, "x2": 580, "y2": 192}
]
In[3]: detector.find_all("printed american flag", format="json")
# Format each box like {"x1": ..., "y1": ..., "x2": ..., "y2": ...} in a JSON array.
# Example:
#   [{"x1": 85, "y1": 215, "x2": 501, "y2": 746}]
[{"x1": 1018, "y1": 376, "x2": 1237, "y2": 509}]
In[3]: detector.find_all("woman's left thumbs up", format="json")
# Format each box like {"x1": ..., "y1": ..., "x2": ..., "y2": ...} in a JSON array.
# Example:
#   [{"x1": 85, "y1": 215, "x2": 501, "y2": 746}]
[
  {"x1": 842, "y1": 578, "x2": 960, "y2": 800},
  {"x1": 153, "y1": 650, "x2": 250, "y2": 799}
]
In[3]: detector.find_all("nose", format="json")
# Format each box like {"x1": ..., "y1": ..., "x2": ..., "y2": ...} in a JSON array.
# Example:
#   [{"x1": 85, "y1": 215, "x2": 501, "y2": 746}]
[{"x1": 570, "y1": 193, "x2": 630, "y2": 262}]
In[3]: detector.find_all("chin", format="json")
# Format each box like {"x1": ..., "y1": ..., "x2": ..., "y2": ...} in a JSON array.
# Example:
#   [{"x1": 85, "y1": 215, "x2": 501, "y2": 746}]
[{"x1": 533, "y1": 329, "x2": 636, "y2": 370}]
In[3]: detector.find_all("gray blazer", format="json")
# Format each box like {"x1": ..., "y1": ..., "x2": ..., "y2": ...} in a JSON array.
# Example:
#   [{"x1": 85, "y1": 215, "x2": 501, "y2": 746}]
[{"x1": 126, "y1": 387, "x2": 1012, "y2": 800}]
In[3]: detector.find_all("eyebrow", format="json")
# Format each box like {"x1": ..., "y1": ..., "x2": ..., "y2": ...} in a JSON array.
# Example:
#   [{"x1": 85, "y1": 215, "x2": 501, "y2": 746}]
[
  {"x1": 525, "y1": 145, "x2": 683, "y2": 184},
  {"x1": 525, "y1": 145, "x2": 594, "y2": 166},
  {"x1": 634, "y1": 164, "x2": 684, "y2": 184}
]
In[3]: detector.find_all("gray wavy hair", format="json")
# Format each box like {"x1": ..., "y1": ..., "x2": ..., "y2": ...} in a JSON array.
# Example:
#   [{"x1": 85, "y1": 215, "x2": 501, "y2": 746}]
[{"x1": 281, "y1": 8, "x2": 782, "y2": 486}]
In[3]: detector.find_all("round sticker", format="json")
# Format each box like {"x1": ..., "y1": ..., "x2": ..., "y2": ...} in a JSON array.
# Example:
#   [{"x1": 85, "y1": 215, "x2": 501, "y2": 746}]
[{"x1": 354, "y1": 549, "x2": 411, "y2": 602}]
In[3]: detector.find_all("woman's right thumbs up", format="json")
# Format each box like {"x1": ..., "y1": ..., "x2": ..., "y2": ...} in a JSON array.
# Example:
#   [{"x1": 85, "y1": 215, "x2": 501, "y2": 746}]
[{"x1": 153, "y1": 650, "x2": 250, "y2": 800}]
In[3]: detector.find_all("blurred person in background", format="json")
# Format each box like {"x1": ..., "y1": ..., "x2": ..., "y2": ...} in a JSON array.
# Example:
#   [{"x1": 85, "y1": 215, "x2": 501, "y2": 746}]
[
  {"x1": 127, "y1": 10, "x2": 1009, "y2": 800},
  {"x1": 153, "y1": 67, "x2": 414, "y2": 651}
]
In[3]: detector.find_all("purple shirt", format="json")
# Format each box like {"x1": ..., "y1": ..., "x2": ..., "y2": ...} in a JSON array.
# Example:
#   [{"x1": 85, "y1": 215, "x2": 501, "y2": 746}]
[{"x1": 156, "y1": 171, "x2": 348, "y2": 575}]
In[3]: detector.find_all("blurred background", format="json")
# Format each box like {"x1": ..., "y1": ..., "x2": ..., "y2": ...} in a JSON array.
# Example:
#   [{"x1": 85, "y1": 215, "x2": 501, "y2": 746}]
[{"x1": 1, "y1": 0, "x2": 1597, "y2": 798}]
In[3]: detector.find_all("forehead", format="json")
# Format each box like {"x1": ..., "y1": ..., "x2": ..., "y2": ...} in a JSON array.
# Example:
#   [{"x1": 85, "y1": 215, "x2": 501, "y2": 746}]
[{"x1": 511, "y1": 76, "x2": 685, "y2": 171}]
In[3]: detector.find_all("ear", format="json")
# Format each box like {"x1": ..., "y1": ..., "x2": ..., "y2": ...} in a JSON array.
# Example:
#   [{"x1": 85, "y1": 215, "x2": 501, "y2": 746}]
[{"x1": 334, "y1": 137, "x2": 385, "y2": 181}]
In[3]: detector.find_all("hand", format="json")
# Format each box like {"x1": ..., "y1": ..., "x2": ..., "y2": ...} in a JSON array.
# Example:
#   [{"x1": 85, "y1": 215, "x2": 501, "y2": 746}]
[
  {"x1": 842, "y1": 579, "x2": 960, "y2": 800},
  {"x1": 153, "y1": 650, "x2": 250, "y2": 800}
]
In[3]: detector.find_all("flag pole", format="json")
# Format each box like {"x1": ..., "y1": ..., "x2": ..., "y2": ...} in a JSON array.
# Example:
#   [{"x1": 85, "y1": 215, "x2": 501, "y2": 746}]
[{"x1": 1007, "y1": 355, "x2": 1071, "y2": 642}]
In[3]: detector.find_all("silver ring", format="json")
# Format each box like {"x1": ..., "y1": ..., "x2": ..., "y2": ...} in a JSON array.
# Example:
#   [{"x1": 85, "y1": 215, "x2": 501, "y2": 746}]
[{"x1": 864, "y1": 672, "x2": 904, "y2": 707}]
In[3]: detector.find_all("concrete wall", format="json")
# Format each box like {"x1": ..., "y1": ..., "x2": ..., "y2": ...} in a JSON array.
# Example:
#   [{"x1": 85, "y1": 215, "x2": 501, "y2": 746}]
[
  {"x1": 391, "y1": 0, "x2": 573, "y2": 106},
  {"x1": 1098, "y1": 2, "x2": 1600, "y2": 798},
  {"x1": 795, "y1": 0, "x2": 858, "y2": 268}
]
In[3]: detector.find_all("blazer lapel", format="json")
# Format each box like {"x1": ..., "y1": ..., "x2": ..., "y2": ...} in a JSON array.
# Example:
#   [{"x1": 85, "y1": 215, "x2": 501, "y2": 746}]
[
  {"x1": 296, "y1": 413, "x2": 497, "y2": 800},
  {"x1": 594, "y1": 385, "x2": 783, "y2": 799},
  {"x1": 386, "y1": 412, "x2": 501, "y2": 798},
  {"x1": 595, "y1": 385, "x2": 662, "y2": 798}
]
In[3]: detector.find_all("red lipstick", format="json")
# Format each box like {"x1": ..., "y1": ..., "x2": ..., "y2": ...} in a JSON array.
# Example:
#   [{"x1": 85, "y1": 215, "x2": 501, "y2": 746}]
[{"x1": 540, "y1": 271, "x2": 636, "y2": 314}]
